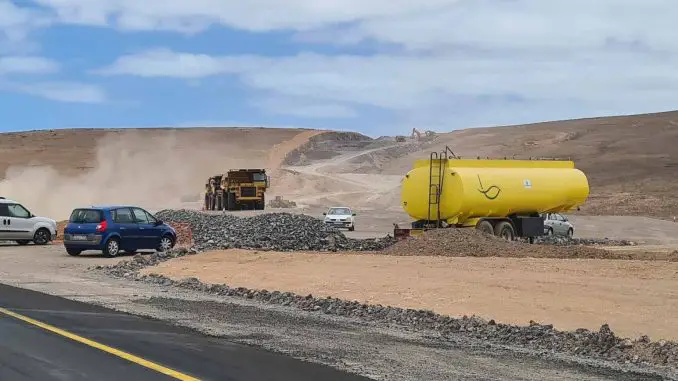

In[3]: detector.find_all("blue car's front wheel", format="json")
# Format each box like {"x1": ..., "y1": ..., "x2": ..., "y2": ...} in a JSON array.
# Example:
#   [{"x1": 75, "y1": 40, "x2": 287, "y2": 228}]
[{"x1": 158, "y1": 235, "x2": 174, "y2": 252}]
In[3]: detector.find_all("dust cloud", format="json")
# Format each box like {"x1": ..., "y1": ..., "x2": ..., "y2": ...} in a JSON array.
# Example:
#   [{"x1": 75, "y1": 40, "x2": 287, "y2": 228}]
[{"x1": 0, "y1": 130, "x2": 247, "y2": 220}]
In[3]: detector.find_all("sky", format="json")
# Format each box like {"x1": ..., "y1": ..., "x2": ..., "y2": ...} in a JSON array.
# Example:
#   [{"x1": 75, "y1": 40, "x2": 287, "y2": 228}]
[{"x1": 0, "y1": 0, "x2": 676, "y2": 136}]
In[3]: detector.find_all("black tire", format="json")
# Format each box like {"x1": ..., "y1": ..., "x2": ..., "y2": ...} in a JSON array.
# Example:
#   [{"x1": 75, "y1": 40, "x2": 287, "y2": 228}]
[
  {"x1": 227, "y1": 192, "x2": 235, "y2": 210},
  {"x1": 66, "y1": 248, "x2": 82, "y2": 256},
  {"x1": 348, "y1": 225, "x2": 355, "y2": 232},
  {"x1": 33, "y1": 228, "x2": 51, "y2": 245},
  {"x1": 16, "y1": 240, "x2": 30, "y2": 246},
  {"x1": 157, "y1": 235, "x2": 174, "y2": 252},
  {"x1": 494, "y1": 221, "x2": 515, "y2": 241},
  {"x1": 476, "y1": 220, "x2": 494, "y2": 235},
  {"x1": 546, "y1": 227, "x2": 554, "y2": 236},
  {"x1": 103, "y1": 237, "x2": 121, "y2": 258},
  {"x1": 567, "y1": 228, "x2": 574, "y2": 238}
]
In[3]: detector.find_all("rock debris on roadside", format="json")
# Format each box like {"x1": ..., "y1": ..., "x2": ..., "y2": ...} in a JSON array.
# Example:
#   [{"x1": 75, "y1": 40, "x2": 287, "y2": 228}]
[
  {"x1": 155, "y1": 209, "x2": 396, "y2": 252},
  {"x1": 94, "y1": 248, "x2": 678, "y2": 373}
]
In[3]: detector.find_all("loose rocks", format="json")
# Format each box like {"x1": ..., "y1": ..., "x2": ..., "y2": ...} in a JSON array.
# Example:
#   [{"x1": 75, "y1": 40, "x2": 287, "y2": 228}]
[
  {"x1": 383, "y1": 228, "x2": 619, "y2": 259},
  {"x1": 155, "y1": 209, "x2": 395, "y2": 252},
  {"x1": 535, "y1": 235, "x2": 636, "y2": 246},
  {"x1": 96, "y1": 253, "x2": 678, "y2": 372}
]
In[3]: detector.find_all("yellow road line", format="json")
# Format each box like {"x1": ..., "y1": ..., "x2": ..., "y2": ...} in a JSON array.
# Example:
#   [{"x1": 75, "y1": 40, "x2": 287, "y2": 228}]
[{"x1": 0, "y1": 306, "x2": 201, "y2": 381}]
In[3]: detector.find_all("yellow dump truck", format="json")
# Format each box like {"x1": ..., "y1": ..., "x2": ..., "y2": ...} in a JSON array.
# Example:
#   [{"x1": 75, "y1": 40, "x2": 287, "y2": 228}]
[
  {"x1": 395, "y1": 146, "x2": 590, "y2": 242},
  {"x1": 204, "y1": 169, "x2": 269, "y2": 211}
]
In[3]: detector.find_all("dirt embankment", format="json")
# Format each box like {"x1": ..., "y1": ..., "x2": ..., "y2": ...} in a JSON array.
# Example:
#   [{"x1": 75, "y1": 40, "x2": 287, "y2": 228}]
[
  {"x1": 384, "y1": 228, "x2": 678, "y2": 261},
  {"x1": 141, "y1": 248, "x2": 678, "y2": 342}
]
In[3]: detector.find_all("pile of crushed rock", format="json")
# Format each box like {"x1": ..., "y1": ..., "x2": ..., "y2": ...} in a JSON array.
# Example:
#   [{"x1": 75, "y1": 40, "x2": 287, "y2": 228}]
[
  {"x1": 535, "y1": 235, "x2": 637, "y2": 246},
  {"x1": 382, "y1": 228, "x2": 635, "y2": 260},
  {"x1": 155, "y1": 209, "x2": 395, "y2": 252},
  {"x1": 95, "y1": 248, "x2": 678, "y2": 373}
]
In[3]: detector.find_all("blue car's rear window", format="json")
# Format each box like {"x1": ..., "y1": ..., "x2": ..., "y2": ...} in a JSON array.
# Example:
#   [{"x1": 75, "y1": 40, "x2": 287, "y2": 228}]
[{"x1": 69, "y1": 209, "x2": 104, "y2": 223}]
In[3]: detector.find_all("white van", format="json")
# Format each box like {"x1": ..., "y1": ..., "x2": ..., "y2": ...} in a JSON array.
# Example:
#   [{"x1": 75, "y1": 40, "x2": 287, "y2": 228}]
[{"x1": 0, "y1": 197, "x2": 57, "y2": 245}]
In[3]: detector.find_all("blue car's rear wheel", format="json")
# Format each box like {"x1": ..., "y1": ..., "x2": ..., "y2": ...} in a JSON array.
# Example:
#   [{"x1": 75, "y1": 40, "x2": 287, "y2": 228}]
[{"x1": 103, "y1": 237, "x2": 120, "y2": 258}]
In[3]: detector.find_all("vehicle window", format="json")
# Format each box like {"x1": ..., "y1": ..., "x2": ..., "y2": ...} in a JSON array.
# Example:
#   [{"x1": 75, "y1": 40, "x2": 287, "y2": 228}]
[
  {"x1": 144, "y1": 210, "x2": 157, "y2": 224},
  {"x1": 555, "y1": 214, "x2": 565, "y2": 221},
  {"x1": 0, "y1": 204, "x2": 9, "y2": 217},
  {"x1": 8, "y1": 204, "x2": 30, "y2": 218},
  {"x1": 132, "y1": 208, "x2": 149, "y2": 224},
  {"x1": 111, "y1": 208, "x2": 134, "y2": 223},
  {"x1": 69, "y1": 209, "x2": 104, "y2": 223},
  {"x1": 328, "y1": 208, "x2": 351, "y2": 215},
  {"x1": 253, "y1": 173, "x2": 266, "y2": 181}
]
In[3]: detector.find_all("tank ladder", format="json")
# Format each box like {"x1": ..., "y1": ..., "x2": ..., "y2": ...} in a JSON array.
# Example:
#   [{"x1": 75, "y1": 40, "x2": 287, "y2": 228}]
[{"x1": 427, "y1": 146, "x2": 458, "y2": 228}]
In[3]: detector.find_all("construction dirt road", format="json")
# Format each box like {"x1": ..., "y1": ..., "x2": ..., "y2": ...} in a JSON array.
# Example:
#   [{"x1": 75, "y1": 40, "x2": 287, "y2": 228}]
[{"x1": 1, "y1": 111, "x2": 678, "y2": 380}]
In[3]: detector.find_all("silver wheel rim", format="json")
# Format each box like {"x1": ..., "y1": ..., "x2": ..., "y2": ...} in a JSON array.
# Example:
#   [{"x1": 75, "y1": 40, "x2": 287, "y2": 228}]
[
  {"x1": 160, "y1": 237, "x2": 172, "y2": 251},
  {"x1": 108, "y1": 240, "x2": 119, "y2": 256},
  {"x1": 547, "y1": 229, "x2": 553, "y2": 236},
  {"x1": 35, "y1": 230, "x2": 48, "y2": 244}
]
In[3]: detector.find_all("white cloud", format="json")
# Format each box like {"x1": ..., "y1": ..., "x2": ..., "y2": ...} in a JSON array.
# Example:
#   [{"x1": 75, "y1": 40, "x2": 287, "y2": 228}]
[
  {"x1": 12, "y1": 81, "x2": 107, "y2": 103},
  {"x1": 0, "y1": 56, "x2": 59, "y2": 74},
  {"x1": 37, "y1": 0, "x2": 678, "y2": 126},
  {"x1": 0, "y1": 1, "x2": 53, "y2": 53},
  {"x1": 31, "y1": 0, "x2": 457, "y2": 33}
]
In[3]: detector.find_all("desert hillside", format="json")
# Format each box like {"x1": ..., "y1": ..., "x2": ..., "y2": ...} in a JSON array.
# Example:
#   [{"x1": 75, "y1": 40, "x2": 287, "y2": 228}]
[
  {"x1": 1, "y1": 110, "x2": 677, "y2": 219},
  {"x1": 283, "y1": 111, "x2": 678, "y2": 218},
  {"x1": 0, "y1": 127, "x2": 323, "y2": 219}
]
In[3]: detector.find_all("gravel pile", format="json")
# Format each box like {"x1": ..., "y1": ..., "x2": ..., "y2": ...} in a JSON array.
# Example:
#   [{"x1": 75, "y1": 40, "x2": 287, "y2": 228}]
[
  {"x1": 535, "y1": 235, "x2": 637, "y2": 246},
  {"x1": 155, "y1": 209, "x2": 395, "y2": 252},
  {"x1": 95, "y1": 249, "x2": 678, "y2": 371},
  {"x1": 383, "y1": 228, "x2": 624, "y2": 259}
]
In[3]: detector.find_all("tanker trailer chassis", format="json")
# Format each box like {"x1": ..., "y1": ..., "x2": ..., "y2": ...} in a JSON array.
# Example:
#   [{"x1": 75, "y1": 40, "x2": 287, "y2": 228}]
[{"x1": 396, "y1": 146, "x2": 589, "y2": 243}]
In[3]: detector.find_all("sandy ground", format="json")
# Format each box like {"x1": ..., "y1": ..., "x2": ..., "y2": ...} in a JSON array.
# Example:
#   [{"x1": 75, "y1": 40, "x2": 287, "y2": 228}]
[
  {"x1": 143, "y1": 249, "x2": 678, "y2": 341},
  {"x1": 2, "y1": 244, "x2": 663, "y2": 381}
]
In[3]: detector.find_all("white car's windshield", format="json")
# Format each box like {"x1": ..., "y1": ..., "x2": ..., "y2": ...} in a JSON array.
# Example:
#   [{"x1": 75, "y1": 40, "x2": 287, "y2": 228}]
[{"x1": 328, "y1": 208, "x2": 351, "y2": 215}]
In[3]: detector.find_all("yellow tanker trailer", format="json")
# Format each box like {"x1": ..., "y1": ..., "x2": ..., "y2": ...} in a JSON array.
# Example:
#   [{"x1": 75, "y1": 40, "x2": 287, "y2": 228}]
[{"x1": 397, "y1": 146, "x2": 590, "y2": 242}]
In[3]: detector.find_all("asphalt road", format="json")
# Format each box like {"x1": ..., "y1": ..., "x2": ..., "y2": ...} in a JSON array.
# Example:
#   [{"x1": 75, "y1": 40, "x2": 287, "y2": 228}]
[{"x1": 0, "y1": 284, "x2": 370, "y2": 381}]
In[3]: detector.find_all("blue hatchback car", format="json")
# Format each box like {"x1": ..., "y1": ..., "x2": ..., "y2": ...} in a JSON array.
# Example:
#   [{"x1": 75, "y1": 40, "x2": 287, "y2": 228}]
[{"x1": 63, "y1": 205, "x2": 177, "y2": 257}]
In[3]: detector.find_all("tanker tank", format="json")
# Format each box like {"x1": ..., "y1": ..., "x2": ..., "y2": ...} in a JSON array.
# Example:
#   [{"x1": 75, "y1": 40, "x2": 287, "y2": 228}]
[{"x1": 401, "y1": 158, "x2": 590, "y2": 226}]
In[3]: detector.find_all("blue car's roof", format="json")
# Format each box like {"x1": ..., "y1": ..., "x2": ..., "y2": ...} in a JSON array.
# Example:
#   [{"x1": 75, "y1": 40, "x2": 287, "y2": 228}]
[{"x1": 82, "y1": 205, "x2": 137, "y2": 210}]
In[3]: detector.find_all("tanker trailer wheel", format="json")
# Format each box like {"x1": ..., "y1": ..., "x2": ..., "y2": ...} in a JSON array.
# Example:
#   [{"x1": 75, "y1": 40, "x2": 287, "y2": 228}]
[
  {"x1": 494, "y1": 221, "x2": 515, "y2": 241},
  {"x1": 476, "y1": 220, "x2": 494, "y2": 236}
]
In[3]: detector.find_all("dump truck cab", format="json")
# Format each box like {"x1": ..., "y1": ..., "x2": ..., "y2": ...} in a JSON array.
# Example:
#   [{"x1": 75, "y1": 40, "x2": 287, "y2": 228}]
[{"x1": 203, "y1": 169, "x2": 269, "y2": 211}]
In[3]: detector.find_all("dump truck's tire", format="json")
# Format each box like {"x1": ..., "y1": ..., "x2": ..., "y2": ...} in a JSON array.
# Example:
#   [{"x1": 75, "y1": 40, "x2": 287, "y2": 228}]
[
  {"x1": 227, "y1": 192, "x2": 235, "y2": 210},
  {"x1": 476, "y1": 220, "x2": 494, "y2": 235},
  {"x1": 494, "y1": 221, "x2": 515, "y2": 241}
]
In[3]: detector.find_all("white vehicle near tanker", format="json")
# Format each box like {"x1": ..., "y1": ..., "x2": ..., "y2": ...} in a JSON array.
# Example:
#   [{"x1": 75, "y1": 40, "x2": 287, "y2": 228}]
[
  {"x1": 323, "y1": 207, "x2": 356, "y2": 231},
  {"x1": 395, "y1": 146, "x2": 589, "y2": 242}
]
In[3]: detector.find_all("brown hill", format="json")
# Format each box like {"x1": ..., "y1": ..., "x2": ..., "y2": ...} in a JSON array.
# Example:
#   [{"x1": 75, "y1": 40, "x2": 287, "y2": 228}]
[
  {"x1": 287, "y1": 111, "x2": 678, "y2": 218},
  {"x1": 0, "y1": 127, "x2": 323, "y2": 219}
]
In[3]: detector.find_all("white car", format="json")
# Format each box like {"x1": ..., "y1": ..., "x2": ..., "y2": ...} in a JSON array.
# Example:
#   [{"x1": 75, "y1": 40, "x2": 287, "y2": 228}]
[
  {"x1": 542, "y1": 212, "x2": 575, "y2": 237},
  {"x1": 0, "y1": 197, "x2": 57, "y2": 245},
  {"x1": 323, "y1": 207, "x2": 356, "y2": 231}
]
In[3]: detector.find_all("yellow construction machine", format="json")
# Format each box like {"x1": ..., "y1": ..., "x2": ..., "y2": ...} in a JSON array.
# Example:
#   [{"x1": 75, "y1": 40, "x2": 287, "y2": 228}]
[{"x1": 204, "y1": 169, "x2": 269, "y2": 211}]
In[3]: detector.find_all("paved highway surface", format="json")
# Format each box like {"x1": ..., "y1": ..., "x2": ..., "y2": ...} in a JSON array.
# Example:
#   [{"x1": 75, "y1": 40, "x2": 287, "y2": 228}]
[{"x1": 0, "y1": 284, "x2": 369, "y2": 381}]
